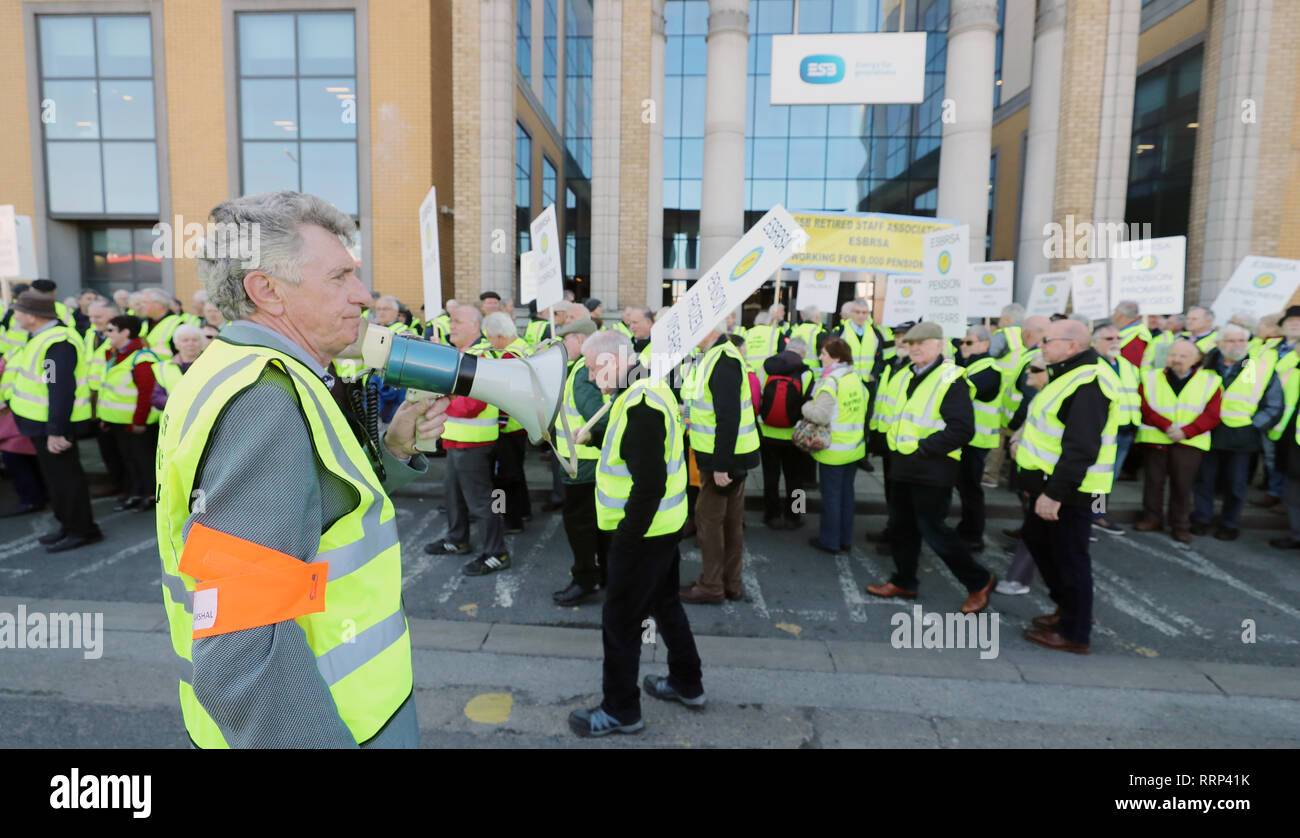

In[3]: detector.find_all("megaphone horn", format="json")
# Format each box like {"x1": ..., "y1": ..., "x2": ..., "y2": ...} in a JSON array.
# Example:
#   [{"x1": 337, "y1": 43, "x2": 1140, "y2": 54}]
[{"x1": 362, "y1": 324, "x2": 569, "y2": 446}]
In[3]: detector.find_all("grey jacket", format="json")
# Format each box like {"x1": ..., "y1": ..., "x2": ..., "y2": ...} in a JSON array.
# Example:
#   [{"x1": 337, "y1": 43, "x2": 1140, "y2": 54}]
[{"x1": 184, "y1": 320, "x2": 427, "y2": 748}]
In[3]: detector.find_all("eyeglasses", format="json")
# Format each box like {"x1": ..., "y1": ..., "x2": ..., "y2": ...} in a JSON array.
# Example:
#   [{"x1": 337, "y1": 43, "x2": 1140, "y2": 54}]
[
  {"x1": 1040, "y1": 337, "x2": 1074, "y2": 345},
  {"x1": 960, "y1": 340, "x2": 979, "y2": 346},
  {"x1": 1028, "y1": 366, "x2": 1046, "y2": 373}
]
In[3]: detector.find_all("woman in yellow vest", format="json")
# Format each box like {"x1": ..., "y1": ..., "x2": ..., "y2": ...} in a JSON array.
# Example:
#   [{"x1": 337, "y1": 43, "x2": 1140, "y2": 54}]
[
  {"x1": 803, "y1": 338, "x2": 866, "y2": 554},
  {"x1": 1134, "y1": 339, "x2": 1223, "y2": 543},
  {"x1": 151, "y1": 323, "x2": 211, "y2": 411},
  {"x1": 98, "y1": 314, "x2": 161, "y2": 511}
]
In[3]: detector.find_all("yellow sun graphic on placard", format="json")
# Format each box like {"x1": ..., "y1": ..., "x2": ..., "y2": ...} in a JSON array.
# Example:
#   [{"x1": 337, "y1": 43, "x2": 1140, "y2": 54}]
[
  {"x1": 814, "y1": 270, "x2": 825, "y2": 280},
  {"x1": 541, "y1": 232, "x2": 549, "y2": 253},
  {"x1": 901, "y1": 287, "x2": 913, "y2": 298},
  {"x1": 981, "y1": 273, "x2": 995, "y2": 285},
  {"x1": 1045, "y1": 285, "x2": 1057, "y2": 296},
  {"x1": 1085, "y1": 276, "x2": 1095, "y2": 287},
  {"x1": 1255, "y1": 273, "x2": 1276, "y2": 288},
  {"x1": 938, "y1": 251, "x2": 952, "y2": 274}
]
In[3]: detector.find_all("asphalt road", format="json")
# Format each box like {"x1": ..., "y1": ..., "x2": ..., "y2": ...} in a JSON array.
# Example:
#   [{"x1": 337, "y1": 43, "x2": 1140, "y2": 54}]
[{"x1": 1, "y1": 451, "x2": 1297, "y2": 747}]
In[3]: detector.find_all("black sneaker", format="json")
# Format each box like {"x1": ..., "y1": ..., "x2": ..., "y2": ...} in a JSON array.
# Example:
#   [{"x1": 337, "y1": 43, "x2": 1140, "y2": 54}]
[
  {"x1": 643, "y1": 675, "x2": 707, "y2": 709},
  {"x1": 425, "y1": 540, "x2": 471, "y2": 555},
  {"x1": 568, "y1": 706, "x2": 644, "y2": 738},
  {"x1": 463, "y1": 552, "x2": 510, "y2": 576},
  {"x1": 1093, "y1": 518, "x2": 1125, "y2": 536}
]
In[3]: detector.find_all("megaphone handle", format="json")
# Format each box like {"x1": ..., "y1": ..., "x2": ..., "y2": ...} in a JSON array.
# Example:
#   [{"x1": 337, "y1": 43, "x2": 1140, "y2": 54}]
[{"x1": 576, "y1": 399, "x2": 613, "y2": 440}]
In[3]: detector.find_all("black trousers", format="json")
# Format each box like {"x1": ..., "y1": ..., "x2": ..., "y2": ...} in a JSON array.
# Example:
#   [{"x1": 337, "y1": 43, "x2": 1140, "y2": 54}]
[
  {"x1": 601, "y1": 532, "x2": 702, "y2": 723},
  {"x1": 491, "y1": 431, "x2": 531, "y2": 527},
  {"x1": 1, "y1": 450, "x2": 47, "y2": 507},
  {"x1": 31, "y1": 436, "x2": 98, "y2": 538},
  {"x1": 889, "y1": 481, "x2": 992, "y2": 593},
  {"x1": 760, "y1": 436, "x2": 804, "y2": 523},
  {"x1": 955, "y1": 446, "x2": 990, "y2": 542},
  {"x1": 111, "y1": 423, "x2": 158, "y2": 498},
  {"x1": 1022, "y1": 503, "x2": 1094, "y2": 645},
  {"x1": 95, "y1": 424, "x2": 127, "y2": 491},
  {"x1": 563, "y1": 481, "x2": 610, "y2": 588}
]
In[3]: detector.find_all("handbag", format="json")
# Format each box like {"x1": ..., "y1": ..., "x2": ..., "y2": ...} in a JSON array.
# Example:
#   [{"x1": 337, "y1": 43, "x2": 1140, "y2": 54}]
[{"x1": 791, "y1": 417, "x2": 830, "y2": 453}]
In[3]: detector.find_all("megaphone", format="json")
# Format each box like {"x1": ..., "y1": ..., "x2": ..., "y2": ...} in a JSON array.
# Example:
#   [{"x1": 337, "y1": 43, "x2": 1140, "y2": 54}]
[{"x1": 361, "y1": 323, "x2": 568, "y2": 447}]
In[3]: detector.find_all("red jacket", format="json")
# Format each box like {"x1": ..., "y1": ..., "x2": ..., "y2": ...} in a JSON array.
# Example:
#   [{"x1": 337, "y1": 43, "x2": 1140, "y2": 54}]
[
  {"x1": 109, "y1": 338, "x2": 157, "y2": 426},
  {"x1": 1120, "y1": 336, "x2": 1148, "y2": 367},
  {"x1": 1137, "y1": 369, "x2": 1221, "y2": 444}
]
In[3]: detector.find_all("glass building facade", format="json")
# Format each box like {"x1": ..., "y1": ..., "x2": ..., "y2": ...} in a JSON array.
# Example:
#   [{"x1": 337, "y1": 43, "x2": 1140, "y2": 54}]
[
  {"x1": 663, "y1": 0, "x2": 951, "y2": 276},
  {"x1": 1125, "y1": 45, "x2": 1201, "y2": 240}
]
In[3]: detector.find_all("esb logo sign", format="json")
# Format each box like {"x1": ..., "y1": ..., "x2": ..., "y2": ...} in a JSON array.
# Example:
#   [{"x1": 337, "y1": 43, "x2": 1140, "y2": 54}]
[{"x1": 799, "y1": 54, "x2": 845, "y2": 84}]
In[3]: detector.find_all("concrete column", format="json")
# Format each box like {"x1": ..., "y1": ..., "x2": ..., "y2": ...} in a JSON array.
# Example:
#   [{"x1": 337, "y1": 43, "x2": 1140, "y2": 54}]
[
  {"x1": 1189, "y1": 0, "x2": 1273, "y2": 304},
  {"x1": 1092, "y1": 0, "x2": 1140, "y2": 227},
  {"x1": 480, "y1": 0, "x2": 515, "y2": 297},
  {"x1": 936, "y1": 0, "x2": 999, "y2": 265},
  {"x1": 590, "y1": 0, "x2": 623, "y2": 307},
  {"x1": 698, "y1": 0, "x2": 749, "y2": 271},
  {"x1": 647, "y1": 0, "x2": 667, "y2": 307},
  {"x1": 1014, "y1": 0, "x2": 1066, "y2": 298}
]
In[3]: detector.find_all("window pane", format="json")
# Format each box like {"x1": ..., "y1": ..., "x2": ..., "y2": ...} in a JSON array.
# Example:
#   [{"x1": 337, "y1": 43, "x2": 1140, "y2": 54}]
[
  {"x1": 753, "y1": 78, "x2": 787, "y2": 136},
  {"x1": 666, "y1": 36, "x2": 682, "y2": 74},
  {"x1": 788, "y1": 138, "x2": 824, "y2": 179},
  {"x1": 47, "y1": 142, "x2": 104, "y2": 213},
  {"x1": 241, "y1": 79, "x2": 297, "y2": 139},
  {"x1": 751, "y1": 179, "x2": 785, "y2": 210},
  {"x1": 663, "y1": 138, "x2": 680, "y2": 179},
  {"x1": 103, "y1": 142, "x2": 159, "y2": 214},
  {"x1": 679, "y1": 138, "x2": 703, "y2": 179},
  {"x1": 679, "y1": 179, "x2": 701, "y2": 211},
  {"x1": 105, "y1": 228, "x2": 135, "y2": 282},
  {"x1": 682, "y1": 34, "x2": 706, "y2": 75},
  {"x1": 787, "y1": 180, "x2": 823, "y2": 210},
  {"x1": 42, "y1": 80, "x2": 99, "y2": 138},
  {"x1": 298, "y1": 77, "x2": 356, "y2": 139},
  {"x1": 682, "y1": 0, "x2": 708, "y2": 35},
  {"x1": 239, "y1": 14, "x2": 295, "y2": 76},
  {"x1": 827, "y1": 104, "x2": 866, "y2": 136},
  {"x1": 96, "y1": 17, "x2": 151, "y2": 77},
  {"x1": 788, "y1": 104, "x2": 827, "y2": 137},
  {"x1": 301, "y1": 142, "x2": 358, "y2": 216},
  {"x1": 40, "y1": 17, "x2": 96, "y2": 78},
  {"x1": 298, "y1": 13, "x2": 355, "y2": 75},
  {"x1": 800, "y1": 0, "x2": 833, "y2": 33},
  {"x1": 243, "y1": 141, "x2": 300, "y2": 195},
  {"x1": 757, "y1": 0, "x2": 792, "y2": 34},
  {"x1": 753, "y1": 138, "x2": 787, "y2": 178},
  {"x1": 100, "y1": 80, "x2": 155, "y2": 139},
  {"x1": 664, "y1": 0, "x2": 683, "y2": 36},
  {"x1": 826, "y1": 137, "x2": 868, "y2": 177},
  {"x1": 663, "y1": 76, "x2": 682, "y2": 136},
  {"x1": 663, "y1": 178, "x2": 679, "y2": 208},
  {"x1": 133, "y1": 228, "x2": 162, "y2": 283},
  {"x1": 681, "y1": 77, "x2": 706, "y2": 135},
  {"x1": 824, "y1": 179, "x2": 861, "y2": 211}
]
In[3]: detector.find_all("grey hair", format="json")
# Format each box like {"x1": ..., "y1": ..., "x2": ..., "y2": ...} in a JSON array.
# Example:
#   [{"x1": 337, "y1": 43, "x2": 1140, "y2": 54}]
[
  {"x1": 1115, "y1": 299, "x2": 1139, "y2": 319},
  {"x1": 140, "y1": 287, "x2": 173, "y2": 305},
  {"x1": 768, "y1": 302, "x2": 785, "y2": 316},
  {"x1": 1227, "y1": 312, "x2": 1257, "y2": 333},
  {"x1": 376, "y1": 294, "x2": 400, "y2": 309},
  {"x1": 800, "y1": 307, "x2": 821, "y2": 321},
  {"x1": 967, "y1": 325, "x2": 992, "y2": 342},
  {"x1": 1068, "y1": 312, "x2": 1092, "y2": 326},
  {"x1": 582, "y1": 328, "x2": 632, "y2": 362},
  {"x1": 786, "y1": 337, "x2": 808, "y2": 355},
  {"x1": 454, "y1": 304, "x2": 483, "y2": 324},
  {"x1": 482, "y1": 311, "x2": 517, "y2": 339},
  {"x1": 840, "y1": 301, "x2": 854, "y2": 316},
  {"x1": 1220, "y1": 322, "x2": 1251, "y2": 341},
  {"x1": 1165, "y1": 314, "x2": 1185, "y2": 329},
  {"x1": 199, "y1": 191, "x2": 357, "y2": 321},
  {"x1": 173, "y1": 323, "x2": 204, "y2": 343},
  {"x1": 89, "y1": 300, "x2": 120, "y2": 315},
  {"x1": 755, "y1": 312, "x2": 770, "y2": 326},
  {"x1": 1000, "y1": 303, "x2": 1025, "y2": 324},
  {"x1": 1187, "y1": 305, "x2": 1214, "y2": 320}
]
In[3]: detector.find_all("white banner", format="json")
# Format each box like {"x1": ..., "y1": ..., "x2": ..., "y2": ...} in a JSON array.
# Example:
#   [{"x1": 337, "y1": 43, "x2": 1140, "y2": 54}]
[
  {"x1": 0, "y1": 205, "x2": 18, "y2": 278},
  {"x1": 796, "y1": 268, "x2": 840, "y2": 314},
  {"x1": 1110, "y1": 235, "x2": 1185, "y2": 315},
  {"x1": 770, "y1": 33, "x2": 927, "y2": 105},
  {"x1": 528, "y1": 204, "x2": 565, "y2": 311},
  {"x1": 968, "y1": 261, "x2": 1013, "y2": 318},
  {"x1": 1069, "y1": 262, "x2": 1109, "y2": 320},
  {"x1": 649, "y1": 206, "x2": 808, "y2": 383},
  {"x1": 519, "y1": 251, "x2": 539, "y2": 304},
  {"x1": 418, "y1": 186, "x2": 442, "y2": 319},
  {"x1": 1210, "y1": 256, "x2": 1300, "y2": 325},
  {"x1": 883, "y1": 274, "x2": 926, "y2": 326},
  {"x1": 1025, "y1": 272, "x2": 1070, "y2": 317},
  {"x1": 922, "y1": 225, "x2": 969, "y2": 339}
]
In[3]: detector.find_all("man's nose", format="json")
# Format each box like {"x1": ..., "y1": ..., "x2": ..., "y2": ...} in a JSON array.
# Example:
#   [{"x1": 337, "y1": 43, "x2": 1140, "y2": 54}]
[{"x1": 345, "y1": 274, "x2": 370, "y2": 306}]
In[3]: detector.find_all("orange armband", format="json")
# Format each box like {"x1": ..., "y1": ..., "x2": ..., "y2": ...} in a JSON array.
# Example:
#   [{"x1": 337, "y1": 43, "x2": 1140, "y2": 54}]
[{"x1": 178, "y1": 521, "x2": 329, "y2": 639}]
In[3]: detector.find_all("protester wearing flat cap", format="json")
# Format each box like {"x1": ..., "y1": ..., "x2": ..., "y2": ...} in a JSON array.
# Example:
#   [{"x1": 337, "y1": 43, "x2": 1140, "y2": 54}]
[
  {"x1": 0, "y1": 291, "x2": 102, "y2": 551},
  {"x1": 866, "y1": 322, "x2": 996, "y2": 614}
]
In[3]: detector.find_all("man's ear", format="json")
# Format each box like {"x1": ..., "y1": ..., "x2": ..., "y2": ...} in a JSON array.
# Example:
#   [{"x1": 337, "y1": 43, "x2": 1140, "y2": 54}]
[{"x1": 243, "y1": 270, "x2": 284, "y2": 316}]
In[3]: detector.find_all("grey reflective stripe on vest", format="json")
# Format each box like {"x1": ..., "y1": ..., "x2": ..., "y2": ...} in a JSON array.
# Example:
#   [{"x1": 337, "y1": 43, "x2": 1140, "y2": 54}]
[
  {"x1": 596, "y1": 485, "x2": 687, "y2": 515},
  {"x1": 175, "y1": 651, "x2": 193, "y2": 685},
  {"x1": 447, "y1": 416, "x2": 498, "y2": 426},
  {"x1": 599, "y1": 455, "x2": 685, "y2": 478},
  {"x1": 598, "y1": 384, "x2": 678, "y2": 477},
  {"x1": 687, "y1": 422, "x2": 756, "y2": 437},
  {"x1": 314, "y1": 608, "x2": 407, "y2": 686},
  {"x1": 179, "y1": 354, "x2": 263, "y2": 439},
  {"x1": 282, "y1": 366, "x2": 398, "y2": 580},
  {"x1": 162, "y1": 570, "x2": 193, "y2": 614}
]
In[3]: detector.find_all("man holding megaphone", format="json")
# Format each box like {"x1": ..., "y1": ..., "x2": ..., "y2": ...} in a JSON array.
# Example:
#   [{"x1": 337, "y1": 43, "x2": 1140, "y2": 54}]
[{"x1": 156, "y1": 191, "x2": 448, "y2": 748}]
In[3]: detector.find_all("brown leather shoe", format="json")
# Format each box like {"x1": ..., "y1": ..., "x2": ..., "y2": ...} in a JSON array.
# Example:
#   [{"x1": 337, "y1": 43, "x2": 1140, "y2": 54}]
[
  {"x1": 1031, "y1": 610, "x2": 1095, "y2": 630},
  {"x1": 1031, "y1": 610, "x2": 1061, "y2": 630},
  {"x1": 1133, "y1": 519, "x2": 1160, "y2": 532},
  {"x1": 1172, "y1": 529, "x2": 1192, "y2": 544},
  {"x1": 960, "y1": 574, "x2": 997, "y2": 614},
  {"x1": 724, "y1": 589, "x2": 744, "y2": 601},
  {"x1": 1023, "y1": 628, "x2": 1091, "y2": 654},
  {"x1": 1250, "y1": 495, "x2": 1281, "y2": 509},
  {"x1": 864, "y1": 582, "x2": 918, "y2": 599},
  {"x1": 679, "y1": 584, "x2": 723, "y2": 605}
]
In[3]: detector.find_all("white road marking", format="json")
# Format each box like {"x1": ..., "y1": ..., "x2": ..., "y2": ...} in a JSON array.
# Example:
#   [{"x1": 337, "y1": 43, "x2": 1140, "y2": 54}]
[
  {"x1": 63, "y1": 537, "x2": 158, "y2": 581},
  {"x1": 1092, "y1": 559, "x2": 1212, "y2": 639},
  {"x1": 494, "y1": 514, "x2": 560, "y2": 608},
  {"x1": 834, "y1": 553, "x2": 869, "y2": 623},
  {"x1": 399, "y1": 512, "x2": 445, "y2": 589},
  {"x1": 0, "y1": 568, "x2": 32, "y2": 578},
  {"x1": 1125, "y1": 535, "x2": 1300, "y2": 622},
  {"x1": 0, "y1": 508, "x2": 138, "y2": 562},
  {"x1": 740, "y1": 550, "x2": 769, "y2": 620}
]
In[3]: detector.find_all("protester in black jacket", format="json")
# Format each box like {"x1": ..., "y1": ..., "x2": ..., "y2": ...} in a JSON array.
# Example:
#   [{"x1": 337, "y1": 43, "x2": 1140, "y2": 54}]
[{"x1": 865, "y1": 322, "x2": 995, "y2": 614}]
